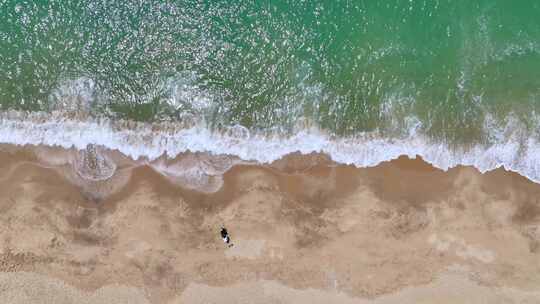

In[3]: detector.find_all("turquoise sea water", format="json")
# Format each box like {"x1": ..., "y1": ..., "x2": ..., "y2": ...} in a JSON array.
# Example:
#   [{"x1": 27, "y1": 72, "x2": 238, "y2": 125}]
[{"x1": 1, "y1": 1, "x2": 540, "y2": 176}]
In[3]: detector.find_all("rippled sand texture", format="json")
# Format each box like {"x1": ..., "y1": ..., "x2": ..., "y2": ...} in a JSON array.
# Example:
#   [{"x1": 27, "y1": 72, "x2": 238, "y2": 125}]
[{"x1": 0, "y1": 146, "x2": 539, "y2": 303}]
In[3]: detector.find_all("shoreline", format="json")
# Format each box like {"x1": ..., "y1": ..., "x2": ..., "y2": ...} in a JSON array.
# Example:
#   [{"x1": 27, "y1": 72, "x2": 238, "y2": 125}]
[
  {"x1": 1, "y1": 111, "x2": 540, "y2": 187},
  {"x1": 0, "y1": 143, "x2": 539, "y2": 302}
]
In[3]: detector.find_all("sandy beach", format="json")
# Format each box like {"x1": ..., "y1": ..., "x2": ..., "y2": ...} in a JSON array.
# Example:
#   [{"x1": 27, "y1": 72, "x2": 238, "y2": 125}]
[{"x1": 0, "y1": 145, "x2": 539, "y2": 303}]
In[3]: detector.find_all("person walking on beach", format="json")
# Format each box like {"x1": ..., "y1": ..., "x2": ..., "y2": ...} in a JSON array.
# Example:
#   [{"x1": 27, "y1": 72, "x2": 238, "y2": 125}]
[{"x1": 220, "y1": 226, "x2": 233, "y2": 247}]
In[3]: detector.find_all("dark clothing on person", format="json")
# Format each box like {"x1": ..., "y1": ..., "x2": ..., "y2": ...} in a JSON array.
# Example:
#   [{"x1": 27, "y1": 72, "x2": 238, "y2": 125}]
[
  {"x1": 220, "y1": 227, "x2": 231, "y2": 246},
  {"x1": 220, "y1": 228, "x2": 228, "y2": 239}
]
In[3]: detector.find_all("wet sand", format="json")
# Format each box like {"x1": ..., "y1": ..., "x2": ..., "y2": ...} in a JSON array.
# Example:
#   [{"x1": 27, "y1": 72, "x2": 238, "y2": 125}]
[{"x1": 0, "y1": 145, "x2": 539, "y2": 303}]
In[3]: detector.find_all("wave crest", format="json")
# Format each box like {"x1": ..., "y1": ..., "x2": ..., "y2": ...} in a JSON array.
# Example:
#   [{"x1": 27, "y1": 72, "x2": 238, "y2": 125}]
[{"x1": 1, "y1": 110, "x2": 540, "y2": 186}]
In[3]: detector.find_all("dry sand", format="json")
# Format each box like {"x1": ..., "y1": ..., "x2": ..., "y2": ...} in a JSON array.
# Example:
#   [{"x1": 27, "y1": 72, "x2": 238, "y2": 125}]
[{"x1": 0, "y1": 146, "x2": 539, "y2": 303}]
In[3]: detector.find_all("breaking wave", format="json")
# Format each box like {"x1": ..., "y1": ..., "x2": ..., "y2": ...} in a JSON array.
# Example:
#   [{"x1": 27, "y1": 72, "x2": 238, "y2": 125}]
[{"x1": 1, "y1": 110, "x2": 540, "y2": 186}]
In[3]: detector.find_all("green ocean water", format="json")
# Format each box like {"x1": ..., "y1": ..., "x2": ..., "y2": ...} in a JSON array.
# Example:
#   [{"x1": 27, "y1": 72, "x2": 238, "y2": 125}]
[{"x1": 1, "y1": 0, "x2": 540, "y2": 145}]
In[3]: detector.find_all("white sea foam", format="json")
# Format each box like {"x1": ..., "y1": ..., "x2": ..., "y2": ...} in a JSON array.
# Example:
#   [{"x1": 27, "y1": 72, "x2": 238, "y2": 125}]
[
  {"x1": 1, "y1": 111, "x2": 540, "y2": 185},
  {"x1": 49, "y1": 77, "x2": 96, "y2": 112},
  {"x1": 150, "y1": 153, "x2": 241, "y2": 192},
  {"x1": 163, "y1": 72, "x2": 213, "y2": 112}
]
